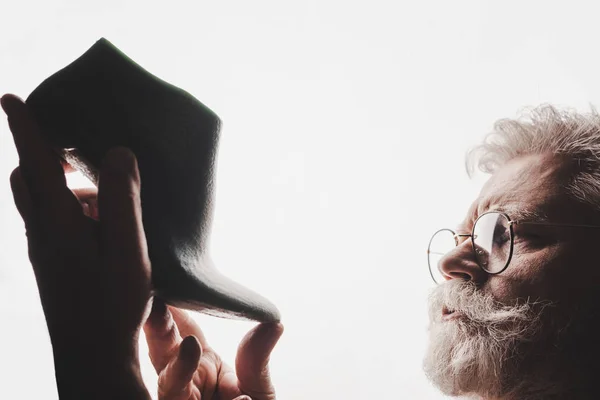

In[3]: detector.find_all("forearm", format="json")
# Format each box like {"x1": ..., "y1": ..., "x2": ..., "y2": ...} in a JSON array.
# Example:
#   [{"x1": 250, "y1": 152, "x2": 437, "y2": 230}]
[
  {"x1": 53, "y1": 343, "x2": 151, "y2": 400},
  {"x1": 56, "y1": 371, "x2": 150, "y2": 400}
]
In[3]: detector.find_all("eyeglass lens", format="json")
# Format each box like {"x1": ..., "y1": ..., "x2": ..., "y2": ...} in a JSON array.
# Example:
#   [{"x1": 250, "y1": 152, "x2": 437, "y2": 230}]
[
  {"x1": 427, "y1": 229, "x2": 456, "y2": 284},
  {"x1": 427, "y1": 212, "x2": 512, "y2": 284},
  {"x1": 472, "y1": 212, "x2": 511, "y2": 274}
]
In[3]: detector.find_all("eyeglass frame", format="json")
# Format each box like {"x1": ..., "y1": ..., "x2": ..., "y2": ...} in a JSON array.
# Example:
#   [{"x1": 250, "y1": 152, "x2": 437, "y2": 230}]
[{"x1": 427, "y1": 210, "x2": 600, "y2": 284}]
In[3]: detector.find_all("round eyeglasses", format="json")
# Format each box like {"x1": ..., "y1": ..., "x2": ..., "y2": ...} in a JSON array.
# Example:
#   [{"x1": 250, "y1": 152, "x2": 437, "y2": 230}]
[{"x1": 427, "y1": 211, "x2": 600, "y2": 284}]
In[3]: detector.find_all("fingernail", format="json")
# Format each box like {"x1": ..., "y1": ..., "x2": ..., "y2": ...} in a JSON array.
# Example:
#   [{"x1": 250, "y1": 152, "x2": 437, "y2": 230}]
[
  {"x1": 151, "y1": 297, "x2": 167, "y2": 315},
  {"x1": 179, "y1": 335, "x2": 201, "y2": 364},
  {"x1": 103, "y1": 146, "x2": 136, "y2": 175}
]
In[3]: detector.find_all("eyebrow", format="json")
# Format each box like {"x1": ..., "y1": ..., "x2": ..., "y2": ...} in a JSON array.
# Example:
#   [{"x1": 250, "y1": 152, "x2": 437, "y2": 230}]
[
  {"x1": 455, "y1": 204, "x2": 548, "y2": 233},
  {"x1": 501, "y1": 207, "x2": 548, "y2": 223}
]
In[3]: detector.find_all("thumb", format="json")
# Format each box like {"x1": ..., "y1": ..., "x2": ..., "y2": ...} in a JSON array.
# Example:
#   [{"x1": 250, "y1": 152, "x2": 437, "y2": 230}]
[
  {"x1": 235, "y1": 322, "x2": 284, "y2": 396},
  {"x1": 158, "y1": 335, "x2": 202, "y2": 400}
]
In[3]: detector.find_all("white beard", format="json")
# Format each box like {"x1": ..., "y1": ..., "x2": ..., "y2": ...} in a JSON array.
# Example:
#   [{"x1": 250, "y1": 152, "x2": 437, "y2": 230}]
[{"x1": 423, "y1": 281, "x2": 553, "y2": 398}]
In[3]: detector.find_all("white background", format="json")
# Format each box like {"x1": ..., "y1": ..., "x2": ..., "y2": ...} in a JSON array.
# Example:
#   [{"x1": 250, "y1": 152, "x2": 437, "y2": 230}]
[{"x1": 1, "y1": 1, "x2": 599, "y2": 399}]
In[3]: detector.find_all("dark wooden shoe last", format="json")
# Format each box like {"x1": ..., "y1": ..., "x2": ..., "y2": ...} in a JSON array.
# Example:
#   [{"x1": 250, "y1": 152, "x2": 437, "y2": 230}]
[{"x1": 26, "y1": 38, "x2": 280, "y2": 322}]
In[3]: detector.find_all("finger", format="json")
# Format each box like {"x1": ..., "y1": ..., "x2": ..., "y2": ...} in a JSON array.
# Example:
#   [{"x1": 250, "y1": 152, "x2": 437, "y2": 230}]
[
  {"x1": 144, "y1": 299, "x2": 184, "y2": 372},
  {"x1": 97, "y1": 147, "x2": 150, "y2": 277},
  {"x1": 61, "y1": 159, "x2": 76, "y2": 174},
  {"x1": 157, "y1": 335, "x2": 201, "y2": 400},
  {"x1": 169, "y1": 307, "x2": 211, "y2": 350},
  {"x1": 86, "y1": 197, "x2": 99, "y2": 220},
  {"x1": 71, "y1": 187, "x2": 99, "y2": 220},
  {"x1": 71, "y1": 187, "x2": 98, "y2": 202},
  {"x1": 61, "y1": 157, "x2": 98, "y2": 219},
  {"x1": 1, "y1": 94, "x2": 80, "y2": 218},
  {"x1": 233, "y1": 396, "x2": 252, "y2": 400},
  {"x1": 169, "y1": 307, "x2": 227, "y2": 399},
  {"x1": 10, "y1": 167, "x2": 34, "y2": 229},
  {"x1": 236, "y1": 323, "x2": 284, "y2": 396}
]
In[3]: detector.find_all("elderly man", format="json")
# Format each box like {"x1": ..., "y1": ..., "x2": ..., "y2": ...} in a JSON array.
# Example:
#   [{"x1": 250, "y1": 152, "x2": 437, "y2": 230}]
[{"x1": 424, "y1": 105, "x2": 600, "y2": 399}]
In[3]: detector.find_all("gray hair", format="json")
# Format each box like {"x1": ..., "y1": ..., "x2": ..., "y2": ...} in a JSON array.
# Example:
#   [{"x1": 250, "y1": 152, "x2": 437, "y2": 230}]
[{"x1": 466, "y1": 104, "x2": 600, "y2": 211}]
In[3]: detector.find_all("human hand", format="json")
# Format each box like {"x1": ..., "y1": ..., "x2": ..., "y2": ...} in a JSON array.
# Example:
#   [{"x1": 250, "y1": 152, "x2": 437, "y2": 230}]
[
  {"x1": 144, "y1": 299, "x2": 284, "y2": 400},
  {"x1": 2, "y1": 93, "x2": 152, "y2": 399}
]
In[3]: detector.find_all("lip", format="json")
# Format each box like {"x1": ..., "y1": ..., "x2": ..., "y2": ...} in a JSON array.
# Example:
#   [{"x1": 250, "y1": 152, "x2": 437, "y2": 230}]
[{"x1": 442, "y1": 306, "x2": 465, "y2": 322}]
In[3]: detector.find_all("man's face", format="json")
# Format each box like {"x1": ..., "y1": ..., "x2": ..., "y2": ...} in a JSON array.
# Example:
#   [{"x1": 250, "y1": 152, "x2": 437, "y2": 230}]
[{"x1": 424, "y1": 153, "x2": 600, "y2": 398}]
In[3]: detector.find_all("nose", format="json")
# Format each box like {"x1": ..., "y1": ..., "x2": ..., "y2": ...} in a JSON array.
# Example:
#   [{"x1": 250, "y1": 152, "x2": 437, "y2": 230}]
[{"x1": 438, "y1": 236, "x2": 488, "y2": 283}]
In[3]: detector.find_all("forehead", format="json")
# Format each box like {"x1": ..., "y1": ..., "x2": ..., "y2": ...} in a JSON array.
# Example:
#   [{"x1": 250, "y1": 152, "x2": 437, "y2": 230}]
[{"x1": 463, "y1": 153, "x2": 579, "y2": 226}]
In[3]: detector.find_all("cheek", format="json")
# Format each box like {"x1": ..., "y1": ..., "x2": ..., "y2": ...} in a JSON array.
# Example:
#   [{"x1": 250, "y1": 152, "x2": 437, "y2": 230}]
[
  {"x1": 488, "y1": 243, "x2": 599, "y2": 304},
  {"x1": 550, "y1": 246, "x2": 600, "y2": 292},
  {"x1": 485, "y1": 250, "x2": 564, "y2": 303}
]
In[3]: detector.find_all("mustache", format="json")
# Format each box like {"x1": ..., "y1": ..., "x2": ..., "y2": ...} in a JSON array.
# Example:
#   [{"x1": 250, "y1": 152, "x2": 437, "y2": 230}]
[{"x1": 429, "y1": 280, "x2": 554, "y2": 334}]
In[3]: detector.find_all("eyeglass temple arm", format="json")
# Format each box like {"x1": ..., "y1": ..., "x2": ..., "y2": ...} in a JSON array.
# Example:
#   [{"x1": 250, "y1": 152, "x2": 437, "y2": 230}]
[{"x1": 514, "y1": 221, "x2": 600, "y2": 229}]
